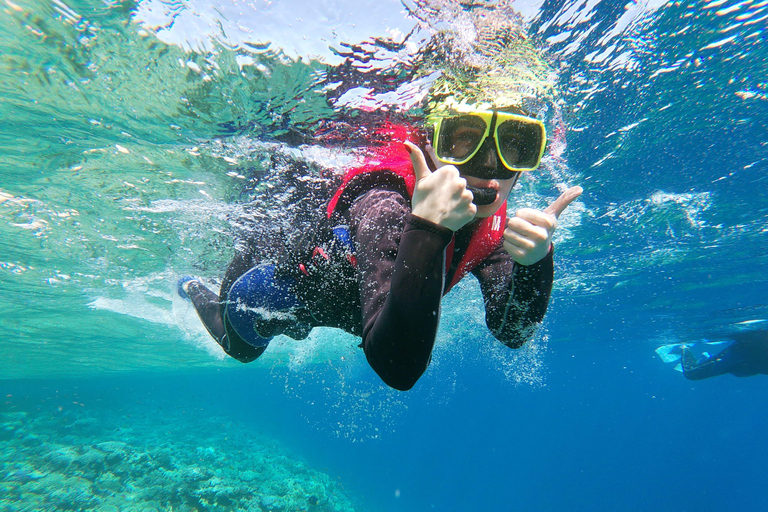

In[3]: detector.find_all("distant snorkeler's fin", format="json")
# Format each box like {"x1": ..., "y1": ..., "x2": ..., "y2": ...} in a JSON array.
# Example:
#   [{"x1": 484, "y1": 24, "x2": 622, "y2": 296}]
[
  {"x1": 680, "y1": 344, "x2": 726, "y2": 380},
  {"x1": 681, "y1": 345, "x2": 698, "y2": 373},
  {"x1": 656, "y1": 339, "x2": 733, "y2": 364},
  {"x1": 655, "y1": 343, "x2": 683, "y2": 364}
]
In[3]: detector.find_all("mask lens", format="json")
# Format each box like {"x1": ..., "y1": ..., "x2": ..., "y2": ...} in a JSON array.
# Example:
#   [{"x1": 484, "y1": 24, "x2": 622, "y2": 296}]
[
  {"x1": 437, "y1": 115, "x2": 487, "y2": 163},
  {"x1": 496, "y1": 119, "x2": 544, "y2": 170}
]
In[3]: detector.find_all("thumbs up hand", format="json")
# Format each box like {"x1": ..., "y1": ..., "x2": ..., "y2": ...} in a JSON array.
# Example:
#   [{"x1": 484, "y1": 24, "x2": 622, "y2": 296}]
[
  {"x1": 405, "y1": 141, "x2": 477, "y2": 232},
  {"x1": 503, "y1": 186, "x2": 582, "y2": 266}
]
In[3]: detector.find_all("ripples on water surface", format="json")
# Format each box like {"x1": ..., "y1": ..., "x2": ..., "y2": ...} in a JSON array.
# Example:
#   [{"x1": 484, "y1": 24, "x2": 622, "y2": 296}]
[{"x1": 1, "y1": 0, "x2": 767, "y2": 509}]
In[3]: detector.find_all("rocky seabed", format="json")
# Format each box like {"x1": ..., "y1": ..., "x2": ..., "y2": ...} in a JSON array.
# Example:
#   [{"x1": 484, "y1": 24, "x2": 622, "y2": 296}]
[{"x1": 0, "y1": 408, "x2": 355, "y2": 512}]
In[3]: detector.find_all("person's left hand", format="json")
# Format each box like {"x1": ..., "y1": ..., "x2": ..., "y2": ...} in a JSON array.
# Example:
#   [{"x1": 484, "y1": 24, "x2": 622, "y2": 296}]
[{"x1": 503, "y1": 186, "x2": 583, "y2": 266}]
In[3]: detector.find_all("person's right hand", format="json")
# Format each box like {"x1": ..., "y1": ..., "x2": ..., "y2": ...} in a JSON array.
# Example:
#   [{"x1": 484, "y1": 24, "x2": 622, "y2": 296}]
[{"x1": 405, "y1": 141, "x2": 477, "y2": 232}]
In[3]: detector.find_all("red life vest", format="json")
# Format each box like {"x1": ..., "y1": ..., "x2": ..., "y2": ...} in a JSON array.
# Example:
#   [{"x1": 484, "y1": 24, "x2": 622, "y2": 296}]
[{"x1": 327, "y1": 122, "x2": 507, "y2": 294}]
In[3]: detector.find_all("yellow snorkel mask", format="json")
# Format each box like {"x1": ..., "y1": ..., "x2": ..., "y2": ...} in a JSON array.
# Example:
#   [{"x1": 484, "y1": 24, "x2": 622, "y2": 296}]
[
  {"x1": 430, "y1": 109, "x2": 546, "y2": 173},
  {"x1": 427, "y1": 99, "x2": 547, "y2": 181}
]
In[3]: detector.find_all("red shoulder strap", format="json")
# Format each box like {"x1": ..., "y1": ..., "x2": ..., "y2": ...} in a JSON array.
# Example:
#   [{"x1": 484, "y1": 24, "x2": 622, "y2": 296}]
[
  {"x1": 327, "y1": 123, "x2": 418, "y2": 217},
  {"x1": 445, "y1": 202, "x2": 507, "y2": 293}
]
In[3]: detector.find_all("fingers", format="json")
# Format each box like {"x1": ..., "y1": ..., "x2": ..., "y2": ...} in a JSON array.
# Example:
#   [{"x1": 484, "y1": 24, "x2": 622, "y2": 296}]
[
  {"x1": 503, "y1": 228, "x2": 538, "y2": 252},
  {"x1": 504, "y1": 211, "x2": 554, "y2": 266},
  {"x1": 502, "y1": 233, "x2": 549, "y2": 267},
  {"x1": 513, "y1": 208, "x2": 556, "y2": 231},
  {"x1": 503, "y1": 186, "x2": 581, "y2": 266},
  {"x1": 502, "y1": 240, "x2": 529, "y2": 263},
  {"x1": 438, "y1": 166, "x2": 475, "y2": 209},
  {"x1": 404, "y1": 141, "x2": 431, "y2": 182},
  {"x1": 505, "y1": 215, "x2": 550, "y2": 246},
  {"x1": 463, "y1": 187, "x2": 477, "y2": 214},
  {"x1": 543, "y1": 186, "x2": 583, "y2": 218}
]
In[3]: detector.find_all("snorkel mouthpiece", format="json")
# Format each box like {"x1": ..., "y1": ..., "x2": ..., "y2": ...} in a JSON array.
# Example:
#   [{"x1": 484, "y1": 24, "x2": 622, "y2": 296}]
[{"x1": 467, "y1": 186, "x2": 497, "y2": 206}]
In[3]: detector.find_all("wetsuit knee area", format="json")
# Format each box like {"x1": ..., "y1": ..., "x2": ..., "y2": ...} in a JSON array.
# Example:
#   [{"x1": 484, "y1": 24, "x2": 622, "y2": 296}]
[{"x1": 225, "y1": 264, "x2": 304, "y2": 348}]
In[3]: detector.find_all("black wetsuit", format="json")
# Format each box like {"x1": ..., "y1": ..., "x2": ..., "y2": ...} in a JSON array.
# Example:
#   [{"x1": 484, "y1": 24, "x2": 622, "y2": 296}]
[
  {"x1": 188, "y1": 174, "x2": 554, "y2": 390},
  {"x1": 682, "y1": 330, "x2": 768, "y2": 380}
]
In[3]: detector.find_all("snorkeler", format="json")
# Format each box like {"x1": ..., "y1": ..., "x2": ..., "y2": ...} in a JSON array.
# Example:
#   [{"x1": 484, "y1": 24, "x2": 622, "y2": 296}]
[
  {"x1": 179, "y1": 99, "x2": 581, "y2": 391},
  {"x1": 681, "y1": 329, "x2": 768, "y2": 380}
]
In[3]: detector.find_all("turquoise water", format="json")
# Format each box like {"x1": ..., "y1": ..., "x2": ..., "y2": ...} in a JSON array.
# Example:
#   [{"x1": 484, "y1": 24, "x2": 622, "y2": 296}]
[{"x1": 2, "y1": 0, "x2": 768, "y2": 510}]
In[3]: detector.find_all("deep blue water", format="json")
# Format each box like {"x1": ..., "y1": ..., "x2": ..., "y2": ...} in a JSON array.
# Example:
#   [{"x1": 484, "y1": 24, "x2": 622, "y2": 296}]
[{"x1": 6, "y1": 328, "x2": 767, "y2": 511}]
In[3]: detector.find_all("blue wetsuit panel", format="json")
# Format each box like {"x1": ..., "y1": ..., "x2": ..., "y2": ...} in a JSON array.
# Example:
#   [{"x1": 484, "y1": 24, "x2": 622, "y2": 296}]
[{"x1": 226, "y1": 264, "x2": 302, "y2": 347}]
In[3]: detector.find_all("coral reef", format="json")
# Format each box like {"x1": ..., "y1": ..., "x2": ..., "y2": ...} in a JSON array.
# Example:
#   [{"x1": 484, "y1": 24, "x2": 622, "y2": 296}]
[{"x1": 0, "y1": 407, "x2": 354, "y2": 512}]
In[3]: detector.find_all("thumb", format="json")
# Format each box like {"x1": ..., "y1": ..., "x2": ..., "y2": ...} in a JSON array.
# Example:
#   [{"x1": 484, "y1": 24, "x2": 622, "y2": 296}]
[
  {"x1": 544, "y1": 186, "x2": 583, "y2": 218},
  {"x1": 405, "y1": 141, "x2": 432, "y2": 182}
]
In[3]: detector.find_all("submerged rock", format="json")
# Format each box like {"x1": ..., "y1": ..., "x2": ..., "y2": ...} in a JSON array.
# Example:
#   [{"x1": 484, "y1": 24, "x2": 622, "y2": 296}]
[
  {"x1": 43, "y1": 446, "x2": 79, "y2": 469},
  {"x1": 3, "y1": 467, "x2": 45, "y2": 483}
]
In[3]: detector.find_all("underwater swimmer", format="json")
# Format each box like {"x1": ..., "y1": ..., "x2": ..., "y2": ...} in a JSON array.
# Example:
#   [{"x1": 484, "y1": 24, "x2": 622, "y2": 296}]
[
  {"x1": 681, "y1": 329, "x2": 768, "y2": 380},
  {"x1": 179, "y1": 106, "x2": 582, "y2": 390}
]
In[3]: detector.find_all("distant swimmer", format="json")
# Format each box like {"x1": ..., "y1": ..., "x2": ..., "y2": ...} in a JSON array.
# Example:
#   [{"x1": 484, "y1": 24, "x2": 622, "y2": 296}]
[
  {"x1": 681, "y1": 329, "x2": 768, "y2": 380},
  {"x1": 177, "y1": 32, "x2": 582, "y2": 390}
]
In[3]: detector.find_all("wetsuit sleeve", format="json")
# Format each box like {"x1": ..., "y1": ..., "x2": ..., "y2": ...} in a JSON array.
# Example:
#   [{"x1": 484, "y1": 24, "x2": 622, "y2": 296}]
[
  {"x1": 471, "y1": 245, "x2": 554, "y2": 348},
  {"x1": 348, "y1": 189, "x2": 453, "y2": 391}
]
